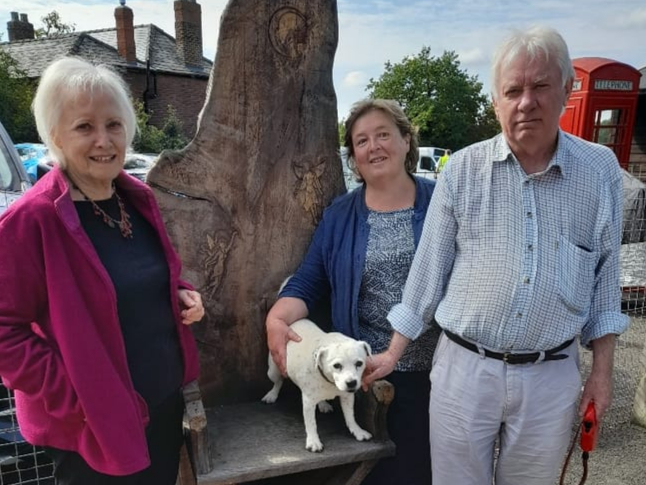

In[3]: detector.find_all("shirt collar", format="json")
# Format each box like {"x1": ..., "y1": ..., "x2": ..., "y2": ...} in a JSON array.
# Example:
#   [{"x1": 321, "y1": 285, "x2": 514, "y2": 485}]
[{"x1": 494, "y1": 130, "x2": 571, "y2": 179}]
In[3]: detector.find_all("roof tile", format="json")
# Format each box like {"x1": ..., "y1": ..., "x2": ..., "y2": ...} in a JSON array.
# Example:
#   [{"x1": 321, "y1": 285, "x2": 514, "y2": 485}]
[{"x1": 0, "y1": 24, "x2": 212, "y2": 78}]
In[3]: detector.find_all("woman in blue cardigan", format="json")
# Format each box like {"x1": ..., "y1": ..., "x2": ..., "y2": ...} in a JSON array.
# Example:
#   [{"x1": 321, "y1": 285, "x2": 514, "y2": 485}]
[{"x1": 267, "y1": 99, "x2": 439, "y2": 485}]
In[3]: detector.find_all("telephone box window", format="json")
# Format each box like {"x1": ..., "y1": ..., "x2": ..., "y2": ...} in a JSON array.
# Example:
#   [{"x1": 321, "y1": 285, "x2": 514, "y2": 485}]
[{"x1": 593, "y1": 109, "x2": 626, "y2": 154}]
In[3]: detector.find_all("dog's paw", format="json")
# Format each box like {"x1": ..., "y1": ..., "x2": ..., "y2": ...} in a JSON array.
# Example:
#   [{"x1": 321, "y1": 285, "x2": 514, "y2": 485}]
[
  {"x1": 306, "y1": 436, "x2": 324, "y2": 452},
  {"x1": 261, "y1": 390, "x2": 278, "y2": 404},
  {"x1": 317, "y1": 401, "x2": 334, "y2": 414},
  {"x1": 350, "y1": 427, "x2": 372, "y2": 442}
]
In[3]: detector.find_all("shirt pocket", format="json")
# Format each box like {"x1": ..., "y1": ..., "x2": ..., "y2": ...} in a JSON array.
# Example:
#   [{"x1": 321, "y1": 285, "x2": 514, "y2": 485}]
[{"x1": 557, "y1": 235, "x2": 598, "y2": 315}]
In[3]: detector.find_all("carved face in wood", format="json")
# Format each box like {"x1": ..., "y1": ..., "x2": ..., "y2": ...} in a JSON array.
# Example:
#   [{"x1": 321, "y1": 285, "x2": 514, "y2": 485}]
[{"x1": 349, "y1": 110, "x2": 411, "y2": 186}]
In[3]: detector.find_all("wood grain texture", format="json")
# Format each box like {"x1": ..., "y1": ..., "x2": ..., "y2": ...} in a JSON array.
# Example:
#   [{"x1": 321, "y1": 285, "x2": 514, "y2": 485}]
[
  {"x1": 196, "y1": 391, "x2": 395, "y2": 484},
  {"x1": 147, "y1": 0, "x2": 344, "y2": 406}
]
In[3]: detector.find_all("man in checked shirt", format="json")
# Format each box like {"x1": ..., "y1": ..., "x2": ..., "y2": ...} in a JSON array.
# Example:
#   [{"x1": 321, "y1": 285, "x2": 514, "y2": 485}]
[{"x1": 363, "y1": 25, "x2": 629, "y2": 485}]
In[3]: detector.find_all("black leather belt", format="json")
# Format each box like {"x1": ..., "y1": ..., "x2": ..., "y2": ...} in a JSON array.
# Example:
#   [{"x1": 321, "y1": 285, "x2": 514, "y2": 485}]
[{"x1": 444, "y1": 331, "x2": 574, "y2": 365}]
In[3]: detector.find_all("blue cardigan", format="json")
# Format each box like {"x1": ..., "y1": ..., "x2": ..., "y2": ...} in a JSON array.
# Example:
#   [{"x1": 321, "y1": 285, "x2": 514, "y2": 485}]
[{"x1": 280, "y1": 176, "x2": 435, "y2": 338}]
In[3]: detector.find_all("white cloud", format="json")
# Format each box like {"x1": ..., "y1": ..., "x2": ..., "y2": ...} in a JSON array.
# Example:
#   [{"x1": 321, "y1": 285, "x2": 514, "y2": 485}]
[
  {"x1": 457, "y1": 48, "x2": 487, "y2": 65},
  {"x1": 608, "y1": 7, "x2": 646, "y2": 28},
  {"x1": 343, "y1": 71, "x2": 368, "y2": 87},
  {"x1": 1, "y1": 0, "x2": 643, "y2": 120}
]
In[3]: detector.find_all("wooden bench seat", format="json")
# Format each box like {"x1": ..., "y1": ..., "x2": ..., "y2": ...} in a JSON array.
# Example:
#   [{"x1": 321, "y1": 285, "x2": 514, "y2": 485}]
[{"x1": 180, "y1": 380, "x2": 396, "y2": 485}]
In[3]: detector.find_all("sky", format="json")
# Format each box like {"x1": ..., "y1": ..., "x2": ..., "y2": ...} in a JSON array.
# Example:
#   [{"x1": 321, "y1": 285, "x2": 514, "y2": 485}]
[{"x1": 1, "y1": 0, "x2": 645, "y2": 119}]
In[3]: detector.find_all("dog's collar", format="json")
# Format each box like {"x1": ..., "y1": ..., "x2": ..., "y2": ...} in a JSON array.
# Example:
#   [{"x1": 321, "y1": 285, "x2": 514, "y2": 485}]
[{"x1": 317, "y1": 363, "x2": 335, "y2": 385}]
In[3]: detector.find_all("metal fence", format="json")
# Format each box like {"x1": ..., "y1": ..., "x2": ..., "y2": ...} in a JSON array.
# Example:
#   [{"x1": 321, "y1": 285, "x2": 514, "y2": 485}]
[
  {"x1": 1, "y1": 163, "x2": 645, "y2": 485},
  {"x1": 0, "y1": 388, "x2": 53, "y2": 484}
]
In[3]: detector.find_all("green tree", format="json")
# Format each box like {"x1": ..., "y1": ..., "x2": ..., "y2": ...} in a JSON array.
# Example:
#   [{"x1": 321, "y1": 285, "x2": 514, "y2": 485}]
[
  {"x1": 367, "y1": 47, "x2": 498, "y2": 151},
  {"x1": 132, "y1": 102, "x2": 188, "y2": 153},
  {"x1": 159, "y1": 105, "x2": 188, "y2": 150},
  {"x1": 0, "y1": 11, "x2": 76, "y2": 141},
  {"x1": 0, "y1": 51, "x2": 37, "y2": 142},
  {"x1": 338, "y1": 118, "x2": 346, "y2": 146},
  {"x1": 34, "y1": 11, "x2": 76, "y2": 38},
  {"x1": 132, "y1": 101, "x2": 164, "y2": 153}
]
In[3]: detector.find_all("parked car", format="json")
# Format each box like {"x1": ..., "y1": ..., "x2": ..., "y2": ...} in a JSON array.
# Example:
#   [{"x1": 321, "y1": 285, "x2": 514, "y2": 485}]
[
  {"x1": 340, "y1": 147, "x2": 362, "y2": 191},
  {"x1": 14, "y1": 143, "x2": 50, "y2": 184},
  {"x1": 0, "y1": 122, "x2": 53, "y2": 482},
  {"x1": 1, "y1": 123, "x2": 31, "y2": 216},
  {"x1": 124, "y1": 153, "x2": 157, "y2": 182}
]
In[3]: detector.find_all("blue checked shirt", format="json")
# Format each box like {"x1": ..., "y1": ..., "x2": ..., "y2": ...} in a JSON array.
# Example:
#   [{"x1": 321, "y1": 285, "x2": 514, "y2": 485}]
[{"x1": 388, "y1": 131, "x2": 629, "y2": 351}]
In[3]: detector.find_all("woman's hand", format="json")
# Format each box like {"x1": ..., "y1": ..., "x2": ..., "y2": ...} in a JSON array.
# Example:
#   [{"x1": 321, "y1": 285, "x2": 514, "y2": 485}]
[
  {"x1": 362, "y1": 351, "x2": 398, "y2": 390},
  {"x1": 361, "y1": 331, "x2": 410, "y2": 390},
  {"x1": 178, "y1": 289, "x2": 204, "y2": 325},
  {"x1": 266, "y1": 316, "x2": 301, "y2": 376}
]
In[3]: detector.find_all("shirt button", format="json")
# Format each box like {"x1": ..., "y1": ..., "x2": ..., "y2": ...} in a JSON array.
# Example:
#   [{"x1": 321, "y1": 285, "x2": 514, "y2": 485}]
[
  {"x1": 516, "y1": 312, "x2": 523, "y2": 318},
  {"x1": 523, "y1": 277, "x2": 530, "y2": 284},
  {"x1": 528, "y1": 244, "x2": 533, "y2": 251},
  {"x1": 526, "y1": 212, "x2": 533, "y2": 218}
]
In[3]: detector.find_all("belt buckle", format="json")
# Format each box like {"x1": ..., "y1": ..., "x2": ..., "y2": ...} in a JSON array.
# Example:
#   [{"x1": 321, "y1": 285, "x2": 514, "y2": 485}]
[{"x1": 503, "y1": 352, "x2": 512, "y2": 364}]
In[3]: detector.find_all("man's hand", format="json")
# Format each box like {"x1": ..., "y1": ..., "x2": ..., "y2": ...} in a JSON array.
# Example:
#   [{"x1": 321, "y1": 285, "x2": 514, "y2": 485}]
[
  {"x1": 266, "y1": 317, "x2": 301, "y2": 376},
  {"x1": 579, "y1": 334, "x2": 616, "y2": 421},
  {"x1": 580, "y1": 370, "x2": 612, "y2": 421}
]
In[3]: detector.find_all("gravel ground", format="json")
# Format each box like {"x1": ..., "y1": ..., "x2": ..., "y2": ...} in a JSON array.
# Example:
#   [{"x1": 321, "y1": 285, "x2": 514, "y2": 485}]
[{"x1": 560, "y1": 315, "x2": 646, "y2": 485}]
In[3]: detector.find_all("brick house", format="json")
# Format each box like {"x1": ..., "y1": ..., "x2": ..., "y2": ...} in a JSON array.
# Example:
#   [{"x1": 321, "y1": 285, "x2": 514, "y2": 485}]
[{"x1": 0, "y1": 0, "x2": 212, "y2": 139}]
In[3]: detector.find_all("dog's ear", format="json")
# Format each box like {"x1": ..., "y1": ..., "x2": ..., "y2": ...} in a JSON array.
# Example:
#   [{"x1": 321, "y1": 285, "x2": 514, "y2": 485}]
[
  {"x1": 362, "y1": 341, "x2": 372, "y2": 357},
  {"x1": 314, "y1": 346, "x2": 328, "y2": 371},
  {"x1": 361, "y1": 340, "x2": 372, "y2": 357}
]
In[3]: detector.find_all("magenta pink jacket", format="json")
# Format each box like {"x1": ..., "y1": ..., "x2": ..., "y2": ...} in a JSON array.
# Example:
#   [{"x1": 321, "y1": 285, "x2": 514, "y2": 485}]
[{"x1": 0, "y1": 167, "x2": 200, "y2": 476}]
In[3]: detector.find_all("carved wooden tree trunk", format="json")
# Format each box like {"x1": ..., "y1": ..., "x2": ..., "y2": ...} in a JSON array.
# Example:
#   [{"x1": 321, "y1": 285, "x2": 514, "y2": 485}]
[{"x1": 147, "y1": 0, "x2": 343, "y2": 406}]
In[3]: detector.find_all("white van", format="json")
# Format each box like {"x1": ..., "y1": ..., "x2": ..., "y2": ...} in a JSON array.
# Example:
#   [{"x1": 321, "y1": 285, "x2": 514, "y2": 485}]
[{"x1": 416, "y1": 147, "x2": 447, "y2": 178}]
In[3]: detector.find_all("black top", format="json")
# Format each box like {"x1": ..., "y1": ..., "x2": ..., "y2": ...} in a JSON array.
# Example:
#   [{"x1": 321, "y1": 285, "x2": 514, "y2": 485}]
[{"x1": 75, "y1": 193, "x2": 184, "y2": 406}]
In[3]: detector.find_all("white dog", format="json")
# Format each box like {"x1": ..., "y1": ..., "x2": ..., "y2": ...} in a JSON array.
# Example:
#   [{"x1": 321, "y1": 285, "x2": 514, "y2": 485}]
[{"x1": 261, "y1": 318, "x2": 373, "y2": 452}]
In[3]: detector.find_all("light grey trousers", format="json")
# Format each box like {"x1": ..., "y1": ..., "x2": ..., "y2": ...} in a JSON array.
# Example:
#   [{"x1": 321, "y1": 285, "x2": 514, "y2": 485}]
[{"x1": 429, "y1": 333, "x2": 580, "y2": 485}]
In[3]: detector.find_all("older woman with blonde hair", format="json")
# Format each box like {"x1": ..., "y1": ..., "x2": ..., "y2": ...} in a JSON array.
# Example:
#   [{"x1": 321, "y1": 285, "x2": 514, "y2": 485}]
[
  {"x1": 267, "y1": 99, "x2": 438, "y2": 485},
  {"x1": 0, "y1": 57, "x2": 203, "y2": 485}
]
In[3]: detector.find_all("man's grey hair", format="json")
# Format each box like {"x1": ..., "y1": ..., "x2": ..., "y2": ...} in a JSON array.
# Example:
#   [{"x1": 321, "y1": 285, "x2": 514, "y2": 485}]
[
  {"x1": 490, "y1": 26, "x2": 575, "y2": 100},
  {"x1": 32, "y1": 57, "x2": 137, "y2": 168}
]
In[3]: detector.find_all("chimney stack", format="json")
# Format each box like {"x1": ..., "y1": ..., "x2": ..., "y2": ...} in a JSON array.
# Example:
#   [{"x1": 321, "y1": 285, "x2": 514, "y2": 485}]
[
  {"x1": 7, "y1": 12, "x2": 35, "y2": 41},
  {"x1": 114, "y1": 2, "x2": 136, "y2": 63},
  {"x1": 174, "y1": 0, "x2": 203, "y2": 66}
]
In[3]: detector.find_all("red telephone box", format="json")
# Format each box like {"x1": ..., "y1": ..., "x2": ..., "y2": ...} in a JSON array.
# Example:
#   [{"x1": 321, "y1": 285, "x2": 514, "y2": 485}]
[{"x1": 560, "y1": 57, "x2": 641, "y2": 169}]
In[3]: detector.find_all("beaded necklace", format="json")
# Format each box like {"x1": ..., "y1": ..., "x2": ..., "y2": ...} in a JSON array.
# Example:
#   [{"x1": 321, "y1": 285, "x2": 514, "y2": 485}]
[{"x1": 72, "y1": 181, "x2": 133, "y2": 239}]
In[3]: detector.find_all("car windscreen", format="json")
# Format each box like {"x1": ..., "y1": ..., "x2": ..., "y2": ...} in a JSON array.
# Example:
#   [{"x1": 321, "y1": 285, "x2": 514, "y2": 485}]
[{"x1": 0, "y1": 142, "x2": 20, "y2": 192}]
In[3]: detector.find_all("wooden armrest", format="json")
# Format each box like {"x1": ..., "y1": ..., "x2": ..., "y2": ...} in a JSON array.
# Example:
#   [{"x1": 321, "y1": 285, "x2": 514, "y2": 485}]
[
  {"x1": 183, "y1": 381, "x2": 214, "y2": 476},
  {"x1": 356, "y1": 379, "x2": 395, "y2": 441}
]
